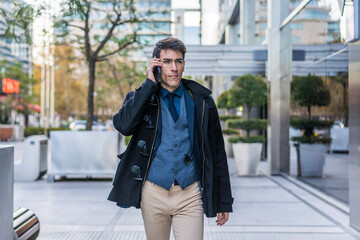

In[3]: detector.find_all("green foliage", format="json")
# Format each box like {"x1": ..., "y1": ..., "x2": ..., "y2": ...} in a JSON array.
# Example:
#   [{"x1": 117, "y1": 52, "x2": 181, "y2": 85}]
[
  {"x1": 219, "y1": 115, "x2": 242, "y2": 122},
  {"x1": 290, "y1": 119, "x2": 334, "y2": 137},
  {"x1": 24, "y1": 127, "x2": 45, "y2": 137},
  {"x1": 226, "y1": 119, "x2": 268, "y2": 131},
  {"x1": 222, "y1": 129, "x2": 239, "y2": 135},
  {"x1": 228, "y1": 74, "x2": 267, "y2": 115},
  {"x1": 291, "y1": 136, "x2": 332, "y2": 144},
  {"x1": 291, "y1": 74, "x2": 331, "y2": 119},
  {"x1": 0, "y1": 1, "x2": 43, "y2": 44},
  {"x1": 125, "y1": 135, "x2": 132, "y2": 146},
  {"x1": 217, "y1": 91, "x2": 230, "y2": 109},
  {"x1": 228, "y1": 135, "x2": 266, "y2": 144},
  {"x1": 24, "y1": 127, "x2": 70, "y2": 137}
]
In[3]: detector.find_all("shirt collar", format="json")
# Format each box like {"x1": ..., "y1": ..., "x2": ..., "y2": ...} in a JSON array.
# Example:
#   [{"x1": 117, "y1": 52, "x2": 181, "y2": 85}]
[{"x1": 159, "y1": 82, "x2": 183, "y2": 99}]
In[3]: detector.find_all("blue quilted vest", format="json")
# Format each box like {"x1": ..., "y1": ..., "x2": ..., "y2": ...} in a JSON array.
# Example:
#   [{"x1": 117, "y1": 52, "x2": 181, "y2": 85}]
[{"x1": 146, "y1": 93, "x2": 198, "y2": 190}]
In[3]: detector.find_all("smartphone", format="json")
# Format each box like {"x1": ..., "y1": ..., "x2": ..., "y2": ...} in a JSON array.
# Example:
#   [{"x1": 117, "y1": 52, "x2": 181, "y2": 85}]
[
  {"x1": 153, "y1": 66, "x2": 161, "y2": 84},
  {"x1": 152, "y1": 53, "x2": 161, "y2": 83}
]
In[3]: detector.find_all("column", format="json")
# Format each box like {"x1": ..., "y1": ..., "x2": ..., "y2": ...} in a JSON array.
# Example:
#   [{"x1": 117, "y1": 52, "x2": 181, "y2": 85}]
[
  {"x1": 349, "y1": 41, "x2": 360, "y2": 232},
  {"x1": 267, "y1": 0, "x2": 292, "y2": 174}
]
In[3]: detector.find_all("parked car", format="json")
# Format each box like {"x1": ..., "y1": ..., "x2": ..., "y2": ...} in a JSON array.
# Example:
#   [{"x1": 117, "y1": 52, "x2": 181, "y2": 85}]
[{"x1": 69, "y1": 120, "x2": 109, "y2": 131}]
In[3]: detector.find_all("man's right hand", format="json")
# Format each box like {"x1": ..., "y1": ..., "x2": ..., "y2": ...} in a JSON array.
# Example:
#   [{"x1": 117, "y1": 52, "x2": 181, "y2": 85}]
[{"x1": 146, "y1": 57, "x2": 162, "y2": 83}]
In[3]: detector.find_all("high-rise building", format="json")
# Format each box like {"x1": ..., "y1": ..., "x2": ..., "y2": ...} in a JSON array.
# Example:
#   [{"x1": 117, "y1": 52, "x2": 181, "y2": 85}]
[
  {"x1": 0, "y1": 1, "x2": 33, "y2": 76},
  {"x1": 214, "y1": 0, "x2": 341, "y2": 45}
]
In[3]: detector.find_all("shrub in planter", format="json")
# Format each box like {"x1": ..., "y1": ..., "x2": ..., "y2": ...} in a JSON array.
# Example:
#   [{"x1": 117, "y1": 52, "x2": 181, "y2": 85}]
[
  {"x1": 290, "y1": 119, "x2": 333, "y2": 138},
  {"x1": 222, "y1": 129, "x2": 239, "y2": 136},
  {"x1": 291, "y1": 75, "x2": 333, "y2": 177},
  {"x1": 222, "y1": 129, "x2": 239, "y2": 158},
  {"x1": 219, "y1": 115, "x2": 242, "y2": 122},
  {"x1": 226, "y1": 119, "x2": 268, "y2": 176},
  {"x1": 228, "y1": 135, "x2": 266, "y2": 144},
  {"x1": 291, "y1": 74, "x2": 331, "y2": 120},
  {"x1": 227, "y1": 119, "x2": 267, "y2": 138}
]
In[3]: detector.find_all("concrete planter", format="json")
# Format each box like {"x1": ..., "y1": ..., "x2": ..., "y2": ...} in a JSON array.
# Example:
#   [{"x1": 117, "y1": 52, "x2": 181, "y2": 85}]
[
  {"x1": 232, "y1": 142, "x2": 262, "y2": 176},
  {"x1": 223, "y1": 135, "x2": 234, "y2": 158},
  {"x1": 48, "y1": 131, "x2": 121, "y2": 181},
  {"x1": 298, "y1": 143, "x2": 328, "y2": 177}
]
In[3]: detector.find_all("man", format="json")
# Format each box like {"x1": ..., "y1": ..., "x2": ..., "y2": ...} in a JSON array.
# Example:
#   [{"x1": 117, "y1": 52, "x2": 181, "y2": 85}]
[{"x1": 108, "y1": 37, "x2": 233, "y2": 240}]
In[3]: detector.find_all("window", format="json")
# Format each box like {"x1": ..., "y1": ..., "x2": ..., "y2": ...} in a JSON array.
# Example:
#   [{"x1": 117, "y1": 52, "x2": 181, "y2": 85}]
[
  {"x1": 290, "y1": 23, "x2": 303, "y2": 29},
  {"x1": 328, "y1": 22, "x2": 340, "y2": 33}
]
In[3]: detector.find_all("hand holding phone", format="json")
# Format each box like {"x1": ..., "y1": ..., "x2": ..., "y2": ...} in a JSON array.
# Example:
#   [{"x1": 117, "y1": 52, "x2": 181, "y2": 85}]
[
  {"x1": 147, "y1": 55, "x2": 162, "y2": 84},
  {"x1": 153, "y1": 66, "x2": 161, "y2": 84}
]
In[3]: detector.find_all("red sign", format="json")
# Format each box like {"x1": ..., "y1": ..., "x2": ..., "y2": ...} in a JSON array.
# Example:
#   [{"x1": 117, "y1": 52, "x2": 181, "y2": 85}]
[{"x1": 2, "y1": 78, "x2": 20, "y2": 94}]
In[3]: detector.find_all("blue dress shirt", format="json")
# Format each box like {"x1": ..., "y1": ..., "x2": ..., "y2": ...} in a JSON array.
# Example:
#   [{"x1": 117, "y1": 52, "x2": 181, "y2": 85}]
[{"x1": 159, "y1": 82, "x2": 183, "y2": 116}]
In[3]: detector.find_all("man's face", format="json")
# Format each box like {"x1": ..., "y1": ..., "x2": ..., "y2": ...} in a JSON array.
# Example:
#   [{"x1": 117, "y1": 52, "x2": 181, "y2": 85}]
[{"x1": 159, "y1": 49, "x2": 185, "y2": 92}]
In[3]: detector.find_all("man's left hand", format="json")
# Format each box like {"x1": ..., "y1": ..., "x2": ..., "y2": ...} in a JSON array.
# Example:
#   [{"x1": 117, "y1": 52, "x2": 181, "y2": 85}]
[{"x1": 216, "y1": 212, "x2": 229, "y2": 226}]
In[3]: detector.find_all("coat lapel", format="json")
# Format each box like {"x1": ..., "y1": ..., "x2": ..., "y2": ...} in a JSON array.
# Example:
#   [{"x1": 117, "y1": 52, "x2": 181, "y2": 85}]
[{"x1": 184, "y1": 88, "x2": 195, "y2": 149}]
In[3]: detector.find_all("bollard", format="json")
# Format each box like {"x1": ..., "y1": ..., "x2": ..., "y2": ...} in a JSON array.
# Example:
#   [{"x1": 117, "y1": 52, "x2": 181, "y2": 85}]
[
  {"x1": 14, "y1": 135, "x2": 48, "y2": 181},
  {"x1": 0, "y1": 145, "x2": 14, "y2": 240},
  {"x1": 13, "y1": 208, "x2": 40, "y2": 240}
]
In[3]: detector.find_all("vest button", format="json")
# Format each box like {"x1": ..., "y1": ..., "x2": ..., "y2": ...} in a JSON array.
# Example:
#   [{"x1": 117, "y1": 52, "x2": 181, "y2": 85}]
[{"x1": 174, "y1": 144, "x2": 177, "y2": 147}]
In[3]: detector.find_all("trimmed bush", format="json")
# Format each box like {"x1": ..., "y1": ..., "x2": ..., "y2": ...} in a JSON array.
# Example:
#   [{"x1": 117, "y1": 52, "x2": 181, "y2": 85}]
[
  {"x1": 291, "y1": 135, "x2": 332, "y2": 144},
  {"x1": 290, "y1": 119, "x2": 333, "y2": 137},
  {"x1": 227, "y1": 119, "x2": 267, "y2": 133},
  {"x1": 217, "y1": 91, "x2": 230, "y2": 109},
  {"x1": 228, "y1": 135, "x2": 266, "y2": 144},
  {"x1": 222, "y1": 129, "x2": 239, "y2": 135},
  {"x1": 24, "y1": 127, "x2": 45, "y2": 137},
  {"x1": 219, "y1": 115, "x2": 242, "y2": 122},
  {"x1": 24, "y1": 127, "x2": 70, "y2": 137}
]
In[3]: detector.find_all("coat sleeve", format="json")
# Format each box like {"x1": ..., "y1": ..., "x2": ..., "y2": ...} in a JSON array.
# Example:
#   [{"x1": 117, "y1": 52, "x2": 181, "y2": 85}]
[
  {"x1": 212, "y1": 101, "x2": 234, "y2": 213},
  {"x1": 113, "y1": 78, "x2": 158, "y2": 136}
]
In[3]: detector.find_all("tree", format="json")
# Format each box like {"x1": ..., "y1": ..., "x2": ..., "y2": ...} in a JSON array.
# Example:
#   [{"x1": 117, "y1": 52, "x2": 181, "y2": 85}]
[
  {"x1": 291, "y1": 74, "x2": 331, "y2": 120},
  {"x1": 97, "y1": 58, "x2": 145, "y2": 102},
  {"x1": 0, "y1": 60, "x2": 37, "y2": 125},
  {"x1": 56, "y1": 0, "x2": 139, "y2": 130},
  {"x1": 228, "y1": 74, "x2": 267, "y2": 119},
  {"x1": 330, "y1": 74, "x2": 348, "y2": 126},
  {"x1": 0, "y1": 1, "x2": 42, "y2": 44},
  {"x1": 54, "y1": 45, "x2": 87, "y2": 120}
]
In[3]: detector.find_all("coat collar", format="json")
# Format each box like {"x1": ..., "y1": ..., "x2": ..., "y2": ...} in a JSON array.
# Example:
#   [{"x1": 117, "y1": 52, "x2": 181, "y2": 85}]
[{"x1": 181, "y1": 78, "x2": 212, "y2": 98}]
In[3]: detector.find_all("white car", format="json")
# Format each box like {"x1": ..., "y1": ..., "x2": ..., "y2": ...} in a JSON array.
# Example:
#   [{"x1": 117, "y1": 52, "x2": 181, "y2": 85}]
[{"x1": 69, "y1": 120, "x2": 108, "y2": 131}]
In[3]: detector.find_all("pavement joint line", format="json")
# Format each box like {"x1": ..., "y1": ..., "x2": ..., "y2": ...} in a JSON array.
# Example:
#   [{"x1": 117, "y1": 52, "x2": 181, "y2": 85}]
[
  {"x1": 258, "y1": 168, "x2": 360, "y2": 240},
  {"x1": 259, "y1": 167, "x2": 349, "y2": 214},
  {"x1": 97, "y1": 208, "x2": 124, "y2": 240},
  {"x1": 280, "y1": 172, "x2": 350, "y2": 214}
]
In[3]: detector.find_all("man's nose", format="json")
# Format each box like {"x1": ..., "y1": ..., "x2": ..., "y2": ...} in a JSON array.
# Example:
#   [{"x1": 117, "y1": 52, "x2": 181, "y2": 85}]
[{"x1": 171, "y1": 62, "x2": 177, "y2": 71}]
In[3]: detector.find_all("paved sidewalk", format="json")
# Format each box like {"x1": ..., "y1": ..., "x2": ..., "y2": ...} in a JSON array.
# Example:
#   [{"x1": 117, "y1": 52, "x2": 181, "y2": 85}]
[{"x1": 12, "y1": 156, "x2": 360, "y2": 240}]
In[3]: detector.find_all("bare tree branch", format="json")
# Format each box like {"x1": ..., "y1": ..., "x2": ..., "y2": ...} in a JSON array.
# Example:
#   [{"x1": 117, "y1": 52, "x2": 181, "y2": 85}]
[
  {"x1": 60, "y1": 19, "x2": 85, "y2": 31},
  {"x1": 96, "y1": 34, "x2": 137, "y2": 61}
]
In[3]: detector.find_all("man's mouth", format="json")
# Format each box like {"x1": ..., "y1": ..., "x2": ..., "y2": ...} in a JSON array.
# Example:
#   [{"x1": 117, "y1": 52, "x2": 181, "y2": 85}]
[{"x1": 169, "y1": 75, "x2": 179, "y2": 78}]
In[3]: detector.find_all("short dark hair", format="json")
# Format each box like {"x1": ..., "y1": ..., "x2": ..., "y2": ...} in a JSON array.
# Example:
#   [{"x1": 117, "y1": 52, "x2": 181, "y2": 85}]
[{"x1": 152, "y1": 37, "x2": 186, "y2": 59}]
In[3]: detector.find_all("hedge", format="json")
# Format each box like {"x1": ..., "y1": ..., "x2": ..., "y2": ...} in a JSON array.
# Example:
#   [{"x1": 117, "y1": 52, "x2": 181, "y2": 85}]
[
  {"x1": 226, "y1": 119, "x2": 268, "y2": 131},
  {"x1": 219, "y1": 115, "x2": 242, "y2": 122},
  {"x1": 222, "y1": 129, "x2": 239, "y2": 135},
  {"x1": 228, "y1": 135, "x2": 266, "y2": 144},
  {"x1": 291, "y1": 135, "x2": 332, "y2": 144}
]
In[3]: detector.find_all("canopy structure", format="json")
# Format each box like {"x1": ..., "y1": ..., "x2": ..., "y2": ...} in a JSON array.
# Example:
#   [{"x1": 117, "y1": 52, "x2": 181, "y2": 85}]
[{"x1": 144, "y1": 44, "x2": 348, "y2": 77}]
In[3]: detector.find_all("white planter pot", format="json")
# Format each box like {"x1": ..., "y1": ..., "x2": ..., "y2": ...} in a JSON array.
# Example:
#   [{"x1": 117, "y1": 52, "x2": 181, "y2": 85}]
[
  {"x1": 223, "y1": 135, "x2": 234, "y2": 158},
  {"x1": 232, "y1": 142, "x2": 262, "y2": 176},
  {"x1": 299, "y1": 143, "x2": 328, "y2": 177}
]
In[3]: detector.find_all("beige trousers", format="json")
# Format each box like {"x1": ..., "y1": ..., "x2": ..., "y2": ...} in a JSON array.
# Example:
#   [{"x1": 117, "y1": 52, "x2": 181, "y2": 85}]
[{"x1": 141, "y1": 181, "x2": 204, "y2": 240}]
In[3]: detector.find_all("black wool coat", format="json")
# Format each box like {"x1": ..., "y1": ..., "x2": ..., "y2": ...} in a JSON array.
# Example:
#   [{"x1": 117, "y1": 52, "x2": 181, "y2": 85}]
[{"x1": 108, "y1": 78, "x2": 234, "y2": 217}]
